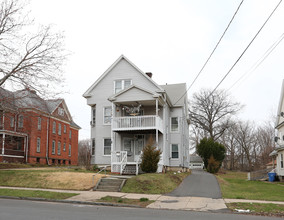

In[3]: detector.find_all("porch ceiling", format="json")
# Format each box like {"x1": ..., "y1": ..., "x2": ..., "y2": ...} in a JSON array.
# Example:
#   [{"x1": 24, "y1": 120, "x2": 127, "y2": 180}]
[{"x1": 113, "y1": 100, "x2": 163, "y2": 107}]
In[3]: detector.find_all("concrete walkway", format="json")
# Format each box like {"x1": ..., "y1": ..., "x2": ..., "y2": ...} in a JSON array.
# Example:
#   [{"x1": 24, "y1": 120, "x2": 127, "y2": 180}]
[{"x1": 2, "y1": 186, "x2": 284, "y2": 212}]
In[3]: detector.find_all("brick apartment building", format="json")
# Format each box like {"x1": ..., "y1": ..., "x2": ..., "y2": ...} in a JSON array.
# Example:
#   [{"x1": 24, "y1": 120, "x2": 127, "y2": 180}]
[{"x1": 0, "y1": 87, "x2": 80, "y2": 165}]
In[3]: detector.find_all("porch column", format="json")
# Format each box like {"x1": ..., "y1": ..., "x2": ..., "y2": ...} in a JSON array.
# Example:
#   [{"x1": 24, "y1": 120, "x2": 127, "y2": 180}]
[
  {"x1": 155, "y1": 99, "x2": 158, "y2": 146},
  {"x1": 111, "y1": 103, "x2": 115, "y2": 166},
  {"x1": 1, "y1": 133, "x2": 5, "y2": 155}
]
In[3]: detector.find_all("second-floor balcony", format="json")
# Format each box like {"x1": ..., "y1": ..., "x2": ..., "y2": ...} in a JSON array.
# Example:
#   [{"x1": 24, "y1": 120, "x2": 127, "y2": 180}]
[{"x1": 112, "y1": 115, "x2": 163, "y2": 133}]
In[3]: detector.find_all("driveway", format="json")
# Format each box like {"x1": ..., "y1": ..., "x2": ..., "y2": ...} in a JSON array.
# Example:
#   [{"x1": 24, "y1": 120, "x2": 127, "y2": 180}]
[{"x1": 167, "y1": 169, "x2": 222, "y2": 199}]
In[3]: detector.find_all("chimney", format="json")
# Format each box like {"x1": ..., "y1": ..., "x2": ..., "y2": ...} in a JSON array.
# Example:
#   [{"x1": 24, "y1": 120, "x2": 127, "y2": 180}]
[{"x1": 146, "y1": 72, "x2": 153, "y2": 78}]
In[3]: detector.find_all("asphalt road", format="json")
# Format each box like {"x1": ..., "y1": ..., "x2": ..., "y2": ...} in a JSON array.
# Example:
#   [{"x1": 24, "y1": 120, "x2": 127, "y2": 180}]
[
  {"x1": 0, "y1": 198, "x2": 282, "y2": 220},
  {"x1": 167, "y1": 169, "x2": 222, "y2": 198}
]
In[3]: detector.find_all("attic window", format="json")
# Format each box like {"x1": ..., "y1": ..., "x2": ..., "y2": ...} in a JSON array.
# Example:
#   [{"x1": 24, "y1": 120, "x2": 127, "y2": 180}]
[
  {"x1": 58, "y1": 107, "x2": 64, "y2": 116},
  {"x1": 114, "y1": 79, "x2": 132, "y2": 93}
]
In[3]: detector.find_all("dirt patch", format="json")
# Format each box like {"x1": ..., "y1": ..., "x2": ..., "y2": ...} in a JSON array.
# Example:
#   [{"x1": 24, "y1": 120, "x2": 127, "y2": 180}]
[{"x1": 40, "y1": 172, "x2": 106, "y2": 190}]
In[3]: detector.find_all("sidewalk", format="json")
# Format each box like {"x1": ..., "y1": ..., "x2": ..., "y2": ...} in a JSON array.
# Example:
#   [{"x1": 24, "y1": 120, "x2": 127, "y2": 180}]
[{"x1": 1, "y1": 186, "x2": 284, "y2": 212}]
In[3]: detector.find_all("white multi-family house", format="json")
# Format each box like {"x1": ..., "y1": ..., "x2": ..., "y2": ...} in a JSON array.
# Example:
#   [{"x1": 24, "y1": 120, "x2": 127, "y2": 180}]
[
  {"x1": 271, "y1": 79, "x2": 284, "y2": 181},
  {"x1": 83, "y1": 55, "x2": 190, "y2": 174}
]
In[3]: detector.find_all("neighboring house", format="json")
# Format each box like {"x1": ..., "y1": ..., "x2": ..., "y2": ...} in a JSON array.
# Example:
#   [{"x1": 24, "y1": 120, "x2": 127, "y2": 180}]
[
  {"x1": 271, "y1": 79, "x2": 284, "y2": 181},
  {"x1": 83, "y1": 55, "x2": 190, "y2": 174},
  {"x1": 0, "y1": 87, "x2": 80, "y2": 165},
  {"x1": 189, "y1": 154, "x2": 204, "y2": 169}
]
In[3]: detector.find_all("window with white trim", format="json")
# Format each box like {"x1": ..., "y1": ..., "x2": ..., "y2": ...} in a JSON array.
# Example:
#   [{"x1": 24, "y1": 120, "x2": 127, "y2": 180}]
[
  {"x1": 36, "y1": 138, "x2": 41, "y2": 153},
  {"x1": 64, "y1": 125, "x2": 66, "y2": 133},
  {"x1": 92, "y1": 106, "x2": 96, "y2": 127},
  {"x1": 10, "y1": 117, "x2": 14, "y2": 128},
  {"x1": 52, "y1": 121, "x2": 56, "y2": 134},
  {"x1": 58, "y1": 142, "x2": 61, "y2": 155},
  {"x1": 63, "y1": 143, "x2": 66, "y2": 151},
  {"x1": 58, "y1": 107, "x2": 64, "y2": 116},
  {"x1": 171, "y1": 117, "x2": 179, "y2": 132},
  {"x1": 92, "y1": 139, "x2": 95, "y2": 155},
  {"x1": 69, "y1": 130, "x2": 72, "y2": 139},
  {"x1": 281, "y1": 153, "x2": 284, "y2": 168},
  {"x1": 68, "y1": 144, "x2": 71, "y2": 156},
  {"x1": 18, "y1": 115, "x2": 24, "y2": 128},
  {"x1": 114, "y1": 79, "x2": 132, "y2": 93},
  {"x1": 52, "y1": 140, "x2": 56, "y2": 154},
  {"x1": 103, "y1": 107, "x2": 112, "y2": 125},
  {"x1": 38, "y1": 117, "x2": 41, "y2": 130},
  {"x1": 104, "y1": 138, "x2": 111, "y2": 155},
  {"x1": 171, "y1": 144, "x2": 179, "y2": 159},
  {"x1": 58, "y1": 123, "x2": 61, "y2": 135}
]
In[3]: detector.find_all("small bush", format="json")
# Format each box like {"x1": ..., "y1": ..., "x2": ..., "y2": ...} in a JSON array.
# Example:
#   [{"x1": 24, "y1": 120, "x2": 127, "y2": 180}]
[
  {"x1": 140, "y1": 198, "x2": 149, "y2": 202},
  {"x1": 207, "y1": 155, "x2": 220, "y2": 174},
  {"x1": 140, "y1": 136, "x2": 161, "y2": 173}
]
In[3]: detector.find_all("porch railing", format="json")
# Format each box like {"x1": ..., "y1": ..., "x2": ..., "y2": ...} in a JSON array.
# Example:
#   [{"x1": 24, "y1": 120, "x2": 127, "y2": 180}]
[
  {"x1": 111, "y1": 151, "x2": 127, "y2": 173},
  {"x1": 1, "y1": 149, "x2": 25, "y2": 157},
  {"x1": 112, "y1": 115, "x2": 163, "y2": 132}
]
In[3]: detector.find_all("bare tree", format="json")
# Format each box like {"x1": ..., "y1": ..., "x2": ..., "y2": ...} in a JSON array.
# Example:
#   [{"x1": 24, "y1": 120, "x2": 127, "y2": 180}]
[
  {"x1": 78, "y1": 139, "x2": 92, "y2": 170},
  {"x1": 0, "y1": 0, "x2": 66, "y2": 97},
  {"x1": 189, "y1": 89, "x2": 243, "y2": 141}
]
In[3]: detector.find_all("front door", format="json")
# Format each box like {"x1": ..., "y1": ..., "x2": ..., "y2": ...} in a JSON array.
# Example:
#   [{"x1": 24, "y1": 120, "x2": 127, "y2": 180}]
[
  {"x1": 123, "y1": 138, "x2": 134, "y2": 162},
  {"x1": 134, "y1": 135, "x2": 144, "y2": 162}
]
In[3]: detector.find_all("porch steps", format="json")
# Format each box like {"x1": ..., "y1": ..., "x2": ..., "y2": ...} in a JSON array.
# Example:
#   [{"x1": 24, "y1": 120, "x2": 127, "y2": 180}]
[
  {"x1": 122, "y1": 164, "x2": 138, "y2": 175},
  {"x1": 94, "y1": 178, "x2": 126, "y2": 192}
]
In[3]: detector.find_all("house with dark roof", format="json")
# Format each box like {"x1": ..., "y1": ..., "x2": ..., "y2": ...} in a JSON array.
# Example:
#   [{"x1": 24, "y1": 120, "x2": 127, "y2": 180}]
[
  {"x1": 0, "y1": 87, "x2": 80, "y2": 165},
  {"x1": 83, "y1": 55, "x2": 190, "y2": 174}
]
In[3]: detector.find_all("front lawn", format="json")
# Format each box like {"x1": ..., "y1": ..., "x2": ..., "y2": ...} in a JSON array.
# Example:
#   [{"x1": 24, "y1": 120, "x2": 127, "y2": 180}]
[
  {"x1": 122, "y1": 172, "x2": 189, "y2": 194},
  {"x1": 217, "y1": 171, "x2": 284, "y2": 201},
  {"x1": 0, "y1": 169, "x2": 104, "y2": 190},
  {"x1": 0, "y1": 188, "x2": 78, "y2": 200},
  {"x1": 227, "y1": 202, "x2": 284, "y2": 217}
]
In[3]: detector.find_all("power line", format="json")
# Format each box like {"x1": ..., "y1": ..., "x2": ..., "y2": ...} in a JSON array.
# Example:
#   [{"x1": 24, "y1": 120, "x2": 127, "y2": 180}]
[
  {"x1": 210, "y1": 0, "x2": 282, "y2": 95},
  {"x1": 228, "y1": 32, "x2": 284, "y2": 91},
  {"x1": 173, "y1": 0, "x2": 244, "y2": 106}
]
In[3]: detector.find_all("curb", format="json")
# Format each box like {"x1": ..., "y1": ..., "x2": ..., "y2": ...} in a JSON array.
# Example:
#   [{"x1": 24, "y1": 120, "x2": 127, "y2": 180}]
[{"x1": 0, "y1": 196, "x2": 142, "y2": 209}]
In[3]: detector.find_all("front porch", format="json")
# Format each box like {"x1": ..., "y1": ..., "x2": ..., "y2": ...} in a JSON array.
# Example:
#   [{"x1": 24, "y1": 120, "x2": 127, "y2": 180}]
[{"x1": 111, "y1": 151, "x2": 141, "y2": 175}]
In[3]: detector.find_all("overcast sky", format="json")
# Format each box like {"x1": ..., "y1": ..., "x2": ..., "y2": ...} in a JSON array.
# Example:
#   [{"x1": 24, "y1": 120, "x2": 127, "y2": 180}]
[{"x1": 29, "y1": 0, "x2": 284, "y2": 140}]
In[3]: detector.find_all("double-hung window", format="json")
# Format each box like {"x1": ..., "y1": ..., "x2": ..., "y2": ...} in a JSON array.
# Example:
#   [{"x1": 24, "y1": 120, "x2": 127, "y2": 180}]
[
  {"x1": 38, "y1": 117, "x2": 41, "y2": 130},
  {"x1": 36, "y1": 138, "x2": 41, "y2": 153},
  {"x1": 104, "y1": 138, "x2": 111, "y2": 156},
  {"x1": 171, "y1": 117, "x2": 179, "y2": 132},
  {"x1": 69, "y1": 144, "x2": 71, "y2": 156},
  {"x1": 281, "y1": 154, "x2": 284, "y2": 168},
  {"x1": 171, "y1": 144, "x2": 179, "y2": 159},
  {"x1": 92, "y1": 106, "x2": 96, "y2": 127},
  {"x1": 103, "y1": 107, "x2": 112, "y2": 125},
  {"x1": 52, "y1": 121, "x2": 56, "y2": 134},
  {"x1": 58, "y1": 142, "x2": 61, "y2": 155},
  {"x1": 52, "y1": 140, "x2": 56, "y2": 154},
  {"x1": 92, "y1": 139, "x2": 95, "y2": 155},
  {"x1": 18, "y1": 115, "x2": 24, "y2": 128},
  {"x1": 114, "y1": 79, "x2": 132, "y2": 93},
  {"x1": 58, "y1": 123, "x2": 61, "y2": 135}
]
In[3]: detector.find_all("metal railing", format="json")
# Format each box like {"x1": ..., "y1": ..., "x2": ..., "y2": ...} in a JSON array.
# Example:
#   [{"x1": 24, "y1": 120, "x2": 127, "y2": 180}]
[{"x1": 92, "y1": 165, "x2": 110, "y2": 185}]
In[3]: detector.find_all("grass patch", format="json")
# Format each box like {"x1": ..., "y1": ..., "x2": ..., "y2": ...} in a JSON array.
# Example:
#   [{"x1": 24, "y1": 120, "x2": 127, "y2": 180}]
[
  {"x1": 0, "y1": 169, "x2": 104, "y2": 190},
  {"x1": 0, "y1": 188, "x2": 78, "y2": 200},
  {"x1": 217, "y1": 171, "x2": 284, "y2": 201},
  {"x1": 227, "y1": 202, "x2": 284, "y2": 217},
  {"x1": 98, "y1": 196, "x2": 153, "y2": 207},
  {"x1": 121, "y1": 172, "x2": 189, "y2": 194}
]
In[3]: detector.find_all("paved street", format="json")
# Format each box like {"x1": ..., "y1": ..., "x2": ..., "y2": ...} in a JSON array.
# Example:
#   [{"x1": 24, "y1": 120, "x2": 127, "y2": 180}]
[
  {"x1": 0, "y1": 198, "x2": 282, "y2": 220},
  {"x1": 167, "y1": 169, "x2": 222, "y2": 199}
]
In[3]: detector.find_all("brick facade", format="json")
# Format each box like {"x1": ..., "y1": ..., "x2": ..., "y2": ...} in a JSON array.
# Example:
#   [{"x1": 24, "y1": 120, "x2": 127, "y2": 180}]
[{"x1": 0, "y1": 88, "x2": 80, "y2": 165}]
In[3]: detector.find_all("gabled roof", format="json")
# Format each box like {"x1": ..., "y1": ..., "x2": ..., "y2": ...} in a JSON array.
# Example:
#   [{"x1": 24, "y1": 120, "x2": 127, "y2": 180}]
[
  {"x1": 108, "y1": 84, "x2": 156, "y2": 101},
  {"x1": 0, "y1": 87, "x2": 80, "y2": 129},
  {"x1": 83, "y1": 55, "x2": 164, "y2": 97},
  {"x1": 276, "y1": 79, "x2": 284, "y2": 128},
  {"x1": 160, "y1": 83, "x2": 187, "y2": 107}
]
